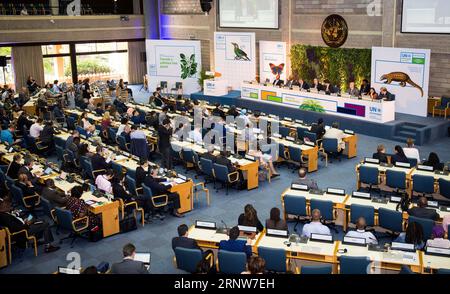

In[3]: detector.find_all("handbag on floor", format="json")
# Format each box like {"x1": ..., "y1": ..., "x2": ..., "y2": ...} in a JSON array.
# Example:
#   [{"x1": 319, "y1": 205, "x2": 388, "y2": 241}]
[{"x1": 120, "y1": 215, "x2": 137, "y2": 233}]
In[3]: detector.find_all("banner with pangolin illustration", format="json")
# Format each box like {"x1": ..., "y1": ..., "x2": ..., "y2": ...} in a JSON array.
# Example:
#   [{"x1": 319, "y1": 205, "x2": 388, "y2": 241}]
[{"x1": 371, "y1": 46, "x2": 430, "y2": 117}]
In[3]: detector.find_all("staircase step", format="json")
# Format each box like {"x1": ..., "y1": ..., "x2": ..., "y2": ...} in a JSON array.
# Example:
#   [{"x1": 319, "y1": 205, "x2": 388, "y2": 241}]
[
  {"x1": 397, "y1": 130, "x2": 417, "y2": 137},
  {"x1": 402, "y1": 122, "x2": 426, "y2": 129},
  {"x1": 391, "y1": 135, "x2": 409, "y2": 143},
  {"x1": 401, "y1": 125, "x2": 422, "y2": 132}
]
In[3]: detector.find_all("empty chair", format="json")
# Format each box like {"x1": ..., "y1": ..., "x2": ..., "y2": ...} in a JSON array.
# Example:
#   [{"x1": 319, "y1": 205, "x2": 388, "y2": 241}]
[
  {"x1": 438, "y1": 178, "x2": 450, "y2": 200},
  {"x1": 76, "y1": 125, "x2": 87, "y2": 137},
  {"x1": 304, "y1": 131, "x2": 318, "y2": 144},
  {"x1": 217, "y1": 250, "x2": 247, "y2": 274},
  {"x1": 296, "y1": 127, "x2": 307, "y2": 141},
  {"x1": 283, "y1": 194, "x2": 308, "y2": 231},
  {"x1": 301, "y1": 264, "x2": 333, "y2": 274},
  {"x1": 126, "y1": 175, "x2": 142, "y2": 196},
  {"x1": 287, "y1": 146, "x2": 303, "y2": 171},
  {"x1": 437, "y1": 268, "x2": 450, "y2": 274},
  {"x1": 386, "y1": 170, "x2": 407, "y2": 194},
  {"x1": 407, "y1": 157, "x2": 418, "y2": 167},
  {"x1": 399, "y1": 265, "x2": 415, "y2": 274},
  {"x1": 111, "y1": 161, "x2": 124, "y2": 177},
  {"x1": 117, "y1": 135, "x2": 130, "y2": 152},
  {"x1": 130, "y1": 138, "x2": 149, "y2": 160},
  {"x1": 279, "y1": 126, "x2": 291, "y2": 138},
  {"x1": 432, "y1": 96, "x2": 450, "y2": 119},
  {"x1": 350, "y1": 204, "x2": 375, "y2": 228},
  {"x1": 258, "y1": 247, "x2": 287, "y2": 273},
  {"x1": 358, "y1": 165, "x2": 380, "y2": 191},
  {"x1": 173, "y1": 247, "x2": 203, "y2": 273},
  {"x1": 408, "y1": 216, "x2": 434, "y2": 241},
  {"x1": 339, "y1": 256, "x2": 371, "y2": 274},
  {"x1": 277, "y1": 142, "x2": 288, "y2": 161},
  {"x1": 199, "y1": 158, "x2": 215, "y2": 186},
  {"x1": 378, "y1": 208, "x2": 403, "y2": 234},
  {"x1": 412, "y1": 174, "x2": 435, "y2": 197}
]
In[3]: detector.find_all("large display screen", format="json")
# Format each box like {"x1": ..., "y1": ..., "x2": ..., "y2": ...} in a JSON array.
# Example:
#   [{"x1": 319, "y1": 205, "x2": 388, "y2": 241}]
[
  {"x1": 219, "y1": 0, "x2": 279, "y2": 29},
  {"x1": 402, "y1": 0, "x2": 450, "y2": 34}
]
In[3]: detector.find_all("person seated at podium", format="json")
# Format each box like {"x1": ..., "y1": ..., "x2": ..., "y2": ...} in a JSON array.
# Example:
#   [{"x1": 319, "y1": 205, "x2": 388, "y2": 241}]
[
  {"x1": 238, "y1": 204, "x2": 264, "y2": 233},
  {"x1": 368, "y1": 87, "x2": 379, "y2": 100},
  {"x1": 292, "y1": 168, "x2": 318, "y2": 190},
  {"x1": 323, "y1": 122, "x2": 345, "y2": 152},
  {"x1": 322, "y1": 79, "x2": 338, "y2": 95},
  {"x1": 298, "y1": 78, "x2": 310, "y2": 90},
  {"x1": 347, "y1": 81, "x2": 360, "y2": 97},
  {"x1": 422, "y1": 152, "x2": 444, "y2": 171},
  {"x1": 372, "y1": 144, "x2": 388, "y2": 163},
  {"x1": 311, "y1": 78, "x2": 323, "y2": 91},
  {"x1": 284, "y1": 75, "x2": 298, "y2": 88},
  {"x1": 265, "y1": 207, "x2": 287, "y2": 230},
  {"x1": 394, "y1": 221, "x2": 424, "y2": 250},
  {"x1": 143, "y1": 166, "x2": 183, "y2": 218},
  {"x1": 379, "y1": 87, "x2": 394, "y2": 101},
  {"x1": 310, "y1": 118, "x2": 326, "y2": 139},
  {"x1": 391, "y1": 145, "x2": 409, "y2": 164},
  {"x1": 344, "y1": 217, "x2": 378, "y2": 245},
  {"x1": 301, "y1": 209, "x2": 331, "y2": 238},
  {"x1": 359, "y1": 79, "x2": 371, "y2": 95},
  {"x1": 219, "y1": 226, "x2": 252, "y2": 258},
  {"x1": 273, "y1": 76, "x2": 284, "y2": 87}
]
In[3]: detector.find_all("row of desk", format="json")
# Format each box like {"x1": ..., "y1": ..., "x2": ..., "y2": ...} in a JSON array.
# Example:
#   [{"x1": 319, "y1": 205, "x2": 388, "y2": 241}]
[{"x1": 188, "y1": 226, "x2": 448, "y2": 273}]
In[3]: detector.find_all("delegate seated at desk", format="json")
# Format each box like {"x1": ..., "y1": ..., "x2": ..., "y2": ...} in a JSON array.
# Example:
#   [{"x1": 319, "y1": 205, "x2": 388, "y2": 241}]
[
  {"x1": 344, "y1": 217, "x2": 378, "y2": 245},
  {"x1": 379, "y1": 87, "x2": 395, "y2": 101},
  {"x1": 298, "y1": 78, "x2": 310, "y2": 90},
  {"x1": 111, "y1": 243, "x2": 149, "y2": 274},
  {"x1": 322, "y1": 79, "x2": 338, "y2": 95},
  {"x1": 292, "y1": 168, "x2": 318, "y2": 190},
  {"x1": 372, "y1": 144, "x2": 388, "y2": 163},
  {"x1": 91, "y1": 145, "x2": 112, "y2": 172},
  {"x1": 323, "y1": 122, "x2": 345, "y2": 151},
  {"x1": 408, "y1": 197, "x2": 440, "y2": 221},
  {"x1": 301, "y1": 209, "x2": 331, "y2": 238},
  {"x1": 311, "y1": 78, "x2": 323, "y2": 92},
  {"x1": 218, "y1": 226, "x2": 252, "y2": 258},
  {"x1": 238, "y1": 204, "x2": 264, "y2": 233},
  {"x1": 310, "y1": 118, "x2": 326, "y2": 140},
  {"x1": 347, "y1": 81, "x2": 360, "y2": 97},
  {"x1": 265, "y1": 207, "x2": 288, "y2": 230},
  {"x1": 42, "y1": 179, "x2": 68, "y2": 207}
]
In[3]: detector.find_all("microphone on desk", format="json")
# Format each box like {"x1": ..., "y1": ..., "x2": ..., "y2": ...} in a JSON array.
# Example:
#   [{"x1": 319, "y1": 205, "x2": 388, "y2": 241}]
[{"x1": 217, "y1": 220, "x2": 229, "y2": 234}]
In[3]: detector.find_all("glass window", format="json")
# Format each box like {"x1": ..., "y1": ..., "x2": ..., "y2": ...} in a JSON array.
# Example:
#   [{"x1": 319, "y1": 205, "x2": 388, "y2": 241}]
[
  {"x1": 116, "y1": 42, "x2": 128, "y2": 51},
  {"x1": 76, "y1": 52, "x2": 128, "y2": 82},
  {"x1": 42, "y1": 44, "x2": 70, "y2": 55},
  {"x1": 43, "y1": 56, "x2": 72, "y2": 84},
  {"x1": 0, "y1": 59, "x2": 14, "y2": 88},
  {"x1": 96, "y1": 42, "x2": 116, "y2": 52}
]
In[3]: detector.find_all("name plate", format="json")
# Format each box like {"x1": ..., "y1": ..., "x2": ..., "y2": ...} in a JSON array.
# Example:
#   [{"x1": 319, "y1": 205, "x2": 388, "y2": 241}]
[
  {"x1": 343, "y1": 236, "x2": 367, "y2": 246},
  {"x1": 372, "y1": 197, "x2": 389, "y2": 204},
  {"x1": 395, "y1": 162, "x2": 411, "y2": 168},
  {"x1": 417, "y1": 165, "x2": 434, "y2": 172},
  {"x1": 286, "y1": 136, "x2": 295, "y2": 142},
  {"x1": 266, "y1": 229, "x2": 289, "y2": 238},
  {"x1": 352, "y1": 191, "x2": 371, "y2": 199},
  {"x1": 178, "y1": 174, "x2": 187, "y2": 181},
  {"x1": 344, "y1": 129, "x2": 354, "y2": 135},
  {"x1": 390, "y1": 196, "x2": 402, "y2": 203},
  {"x1": 364, "y1": 158, "x2": 379, "y2": 164},
  {"x1": 310, "y1": 233, "x2": 333, "y2": 243},
  {"x1": 427, "y1": 200, "x2": 439, "y2": 208},
  {"x1": 439, "y1": 206, "x2": 450, "y2": 212},
  {"x1": 269, "y1": 114, "x2": 277, "y2": 119},
  {"x1": 295, "y1": 119, "x2": 303, "y2": 124},
  {"x1": 273, "y1": 133, "x2": 282, "y2": 138},
  {"x1": 304, "y1": 141, "x2": 315, "y2": 147},
  {"x1": 195, "y1": 221, "x2": 216, "y2": 230},
  {"x1": 187, "y1": 138, "x2": 194, "y2": 143},
  {"x1": 391, "y1": 242, "x2": 415, "y2": 252},
  {"x1": 244, "y1": 155, "x2": 256, "y2": 161},
  {"x1": 426, "y1": 246, "x2": 450, "y2": 257},
  {"x1": 327, "y1": 188, "x2": 345, "y2": 196},
  {"x1": 283, "y1": 117, "x2": 292, "y2": 122},
  {"x1": 238, "y1": 226, "x2": 257, "y2": 233},
  {"x1": 291, "y1": 184, "x2": 309, "y2": 191}
]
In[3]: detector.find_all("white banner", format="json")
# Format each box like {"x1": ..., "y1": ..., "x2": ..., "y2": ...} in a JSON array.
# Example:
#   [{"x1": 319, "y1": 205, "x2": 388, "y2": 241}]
[
  {"x1": 146, "y1": 39, "x2": 202, "y2": 95},
  {"x1": 259, "y1": 41, "x2": 287, "y2": 84},
  {"x1": 214, "y1": 32, "x2": 256, "y2": 90},
  {"x1": 371, "y1": 46, "x2": 430, "y2": 117}
]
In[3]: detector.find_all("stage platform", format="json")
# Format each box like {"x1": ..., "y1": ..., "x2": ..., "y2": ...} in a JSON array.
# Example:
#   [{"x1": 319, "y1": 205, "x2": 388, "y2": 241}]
[{"x1": 191, "y1": 90, "x2": 450, "y2": 146}]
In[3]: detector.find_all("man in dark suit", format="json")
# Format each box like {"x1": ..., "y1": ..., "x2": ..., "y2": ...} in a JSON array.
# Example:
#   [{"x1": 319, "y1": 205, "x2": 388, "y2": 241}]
[
  {"x1": 0, "y1": 200, "x2": 59, "y2": 253},
  {"x1": 158, "y1": 118, "x2": 173, "y2": 170},
  {"x1": 41, "y1": 179, "x2": 68, "y2": 207},
  {"x1": 284, "y1": 75, "x2": 298, "y2": 88},
  {"x1": 215, "y1": 150, "x2": 236, "y2": 173},
  {"x1": 111, "y1": 243, "x2": 149, "y2": 274},
  {"x1": 91, "y1": 145, "x2": 111, "y2": 172},
  {"x1": 18, "y1": 156, "x2": 40, "y2": 185},
  {"x1": 311, "y1": 78, "x2": 323, "y2": 91},
  {"x1": 408, "y1": 197, "x2": 440, "y2": 221},
  {"x1": 359, "y1": 79, "x2": 370, "y2": 95},
  {"x1": 7, "y1": 154, "x2": 22, "y2": 179},
  {"x1": 309, "y1": 118, "x2": 326, "y2": 140},
  {"x1": 40, "y1": 120, "x2": 56, "y2": 153},
  {"x1": 323, "y1": 79, "x2": 338, "y2": 95},
  {"x1": 379, "y1": 87, "x2": 394, "y2": 101},
  {"x1": 172, "y1": 224, "x2": 201, "y2": 252},
  {"x1": 218, "y1": 226, "x2": 252, "y2": 258},
  {"x1": 372, "y1": 144, "x2": 388, "y2": 163},
  {"x1": 144, "y1": 167, "x2": 183, "y2": 218},
  {"x1": 298, "y1": 78, "x2": 310, "y2": 90},
  {"x1": 273, "y1": 77, "x2": 284, "y2": 87},
  {"x1": 135, "y1": 158, "x2": 149, "y2": 188}
]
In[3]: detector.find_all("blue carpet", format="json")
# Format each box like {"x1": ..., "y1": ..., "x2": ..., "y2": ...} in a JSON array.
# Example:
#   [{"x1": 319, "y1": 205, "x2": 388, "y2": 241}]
[{"x1": 1, "y1": 86, "x2": 449, "y2": 274}]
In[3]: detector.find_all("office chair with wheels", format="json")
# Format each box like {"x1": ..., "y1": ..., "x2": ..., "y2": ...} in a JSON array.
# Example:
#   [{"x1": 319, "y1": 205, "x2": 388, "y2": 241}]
[
  {"x1": 301, "y1": 264, "x2": 333, "y2": 274},
  {"x1": 283, "y1": 194, "x2": 308, "y2": 232},
  {"x1": 339, "y1": 256, "x2": 371, "y2": 274},
  {"x1": 310, "y1": 198, "x2": 338, "y2": 233},
  {"x1": 258, "y1": 247, "x2": 289, "y2": 273},
  {"x1": 173, "y1": 247, "x2": 206, "y2": 273},
  {"x1": 412, "y1": 174, "x2": 435, "y2": 198},
  {"x1": 217, "y1": 250, "x2": 247, "y2": 274},
  {"x1": 54, "y1": 207, "x2": 89, "y2": 248}
]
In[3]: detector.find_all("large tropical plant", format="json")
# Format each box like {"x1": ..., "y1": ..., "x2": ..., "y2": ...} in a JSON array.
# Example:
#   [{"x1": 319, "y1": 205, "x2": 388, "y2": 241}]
[
  {"x1": 198, "y1": 69, "x2": 214, "y2": 90},
  {"x1": 299, "y1": 100, "x2": 326, "y2": 113},
  {"x1": 180, "y1": 53, "x2": 198, "y2": 79}
]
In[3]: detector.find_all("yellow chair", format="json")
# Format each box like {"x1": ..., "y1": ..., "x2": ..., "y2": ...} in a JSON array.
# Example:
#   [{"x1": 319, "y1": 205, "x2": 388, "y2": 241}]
[
  {"x1": 117, "y1": 198, "x2": 145, "y2": 227},
  {"x1": 4, "y1": 227, "x2": 37, "y2": 265},
  {"x1": 192, "y1": 182, "x2": 210, "y2": 207}
]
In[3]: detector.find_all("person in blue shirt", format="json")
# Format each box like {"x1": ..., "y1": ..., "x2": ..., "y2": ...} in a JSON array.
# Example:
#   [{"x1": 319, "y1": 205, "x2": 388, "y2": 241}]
[
  {"x1": 130, "y1": 110, "x2": 144, "y2": 125},
  {"x1": 0, "y1": 125, "x2": 19, "y2": 145},
  {"x1": 218, "y1": 226, "x2": 252, "y2": 258}
]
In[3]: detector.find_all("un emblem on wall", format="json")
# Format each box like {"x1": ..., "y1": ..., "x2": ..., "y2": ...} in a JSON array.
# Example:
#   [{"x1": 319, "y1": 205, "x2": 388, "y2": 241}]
[{"x1": 321, "y1": 14, "x2": 348, "y2": 48}]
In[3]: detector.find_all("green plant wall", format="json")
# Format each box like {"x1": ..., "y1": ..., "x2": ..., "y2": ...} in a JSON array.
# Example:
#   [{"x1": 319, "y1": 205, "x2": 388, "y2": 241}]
[{"x1": 290, "y1": 45, "x2": 371, "y2": 92}]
